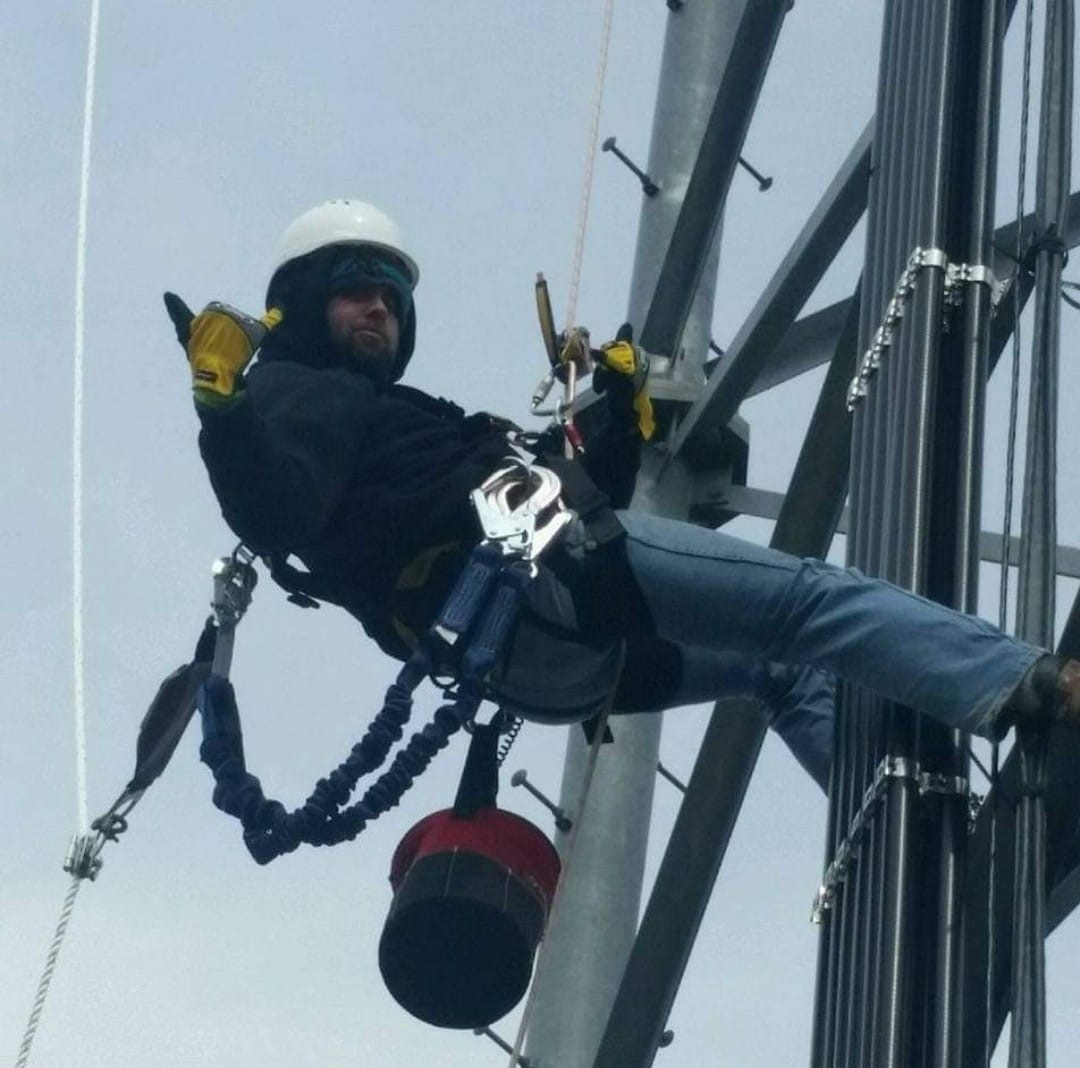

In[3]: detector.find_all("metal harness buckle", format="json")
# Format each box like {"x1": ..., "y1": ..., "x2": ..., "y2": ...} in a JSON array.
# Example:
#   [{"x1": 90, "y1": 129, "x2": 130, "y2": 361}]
[
  {"x1": 211, "y1": 545, "x2": 258, "y2": 629},
  {"x1": 470, "y1": 458, "x2": 575, "y2": 573}
]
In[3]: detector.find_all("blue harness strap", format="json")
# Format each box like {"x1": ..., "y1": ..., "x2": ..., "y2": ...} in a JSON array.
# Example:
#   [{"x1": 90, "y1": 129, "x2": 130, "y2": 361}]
[{"x1": 198, "y1": 542, "x2": 532, "y2": 864}]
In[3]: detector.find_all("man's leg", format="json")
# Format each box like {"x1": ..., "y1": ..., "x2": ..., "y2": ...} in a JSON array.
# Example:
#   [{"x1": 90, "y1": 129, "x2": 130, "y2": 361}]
[
  {"x1": 616, "y1": 510, "x2": 1042, "y2": 738},
  {"x1": 666, "y1": 647, "x2": 834, "y2": 792}
]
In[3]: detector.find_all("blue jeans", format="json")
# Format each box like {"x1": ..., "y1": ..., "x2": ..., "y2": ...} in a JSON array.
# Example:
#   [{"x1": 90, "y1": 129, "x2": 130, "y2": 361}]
[{"x1": 616, "y1": 511, "x2": 1043, "y2": 788}]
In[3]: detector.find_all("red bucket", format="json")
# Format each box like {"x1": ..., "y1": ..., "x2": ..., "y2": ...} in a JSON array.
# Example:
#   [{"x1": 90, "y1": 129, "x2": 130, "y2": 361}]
[{"x1": 379, "y1": 807, "x2": 560, "y2": 1028}]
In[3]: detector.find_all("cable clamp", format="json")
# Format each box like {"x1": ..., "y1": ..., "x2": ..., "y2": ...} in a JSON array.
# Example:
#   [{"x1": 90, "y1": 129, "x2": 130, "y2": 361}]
[
  {"x1": 883, "y1": 755, "x2": 919, "y2": 780},
  {"x1": 917, "y1": 247, "x2": 949, "y2": 271},
  {"x1": 810, "y1": 754, "x2": 920, "y2": 924},
  {"x1": 847, "y1": 246, "x2": 950, "y2": 410},
  {"x1": 918, "y1": 771, "x2": 969, "y2": 798},
  {"x1": 944, "y1": 261, "x2": 1004, "y2": 307}
]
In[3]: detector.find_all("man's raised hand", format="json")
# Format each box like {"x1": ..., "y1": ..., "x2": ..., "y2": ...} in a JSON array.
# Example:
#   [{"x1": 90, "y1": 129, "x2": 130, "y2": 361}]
[{"x1": 164, "y1": 293, "x2": 283, "y2": 407}]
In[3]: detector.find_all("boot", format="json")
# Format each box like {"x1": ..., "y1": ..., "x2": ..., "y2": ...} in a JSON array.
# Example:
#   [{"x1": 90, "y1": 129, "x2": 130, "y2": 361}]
[{"x1": 994, "y1": 655, "x2": 1080, "y2": 739}]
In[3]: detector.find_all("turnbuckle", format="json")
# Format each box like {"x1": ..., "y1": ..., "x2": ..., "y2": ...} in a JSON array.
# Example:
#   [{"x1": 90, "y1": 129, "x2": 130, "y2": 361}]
[{"x1": 470, "y1": 459, "x2": 575, "y2": 573}]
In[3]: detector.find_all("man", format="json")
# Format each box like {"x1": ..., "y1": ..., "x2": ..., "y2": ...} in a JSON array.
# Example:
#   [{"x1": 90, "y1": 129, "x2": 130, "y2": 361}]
[{"x1": 168, "y1": 199, "x2": 1079, "y2": 793}]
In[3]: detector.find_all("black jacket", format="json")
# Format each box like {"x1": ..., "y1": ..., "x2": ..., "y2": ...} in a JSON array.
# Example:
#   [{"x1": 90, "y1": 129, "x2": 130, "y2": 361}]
[{"x1": 197, "y1": 357, "x2": 642, "y2": 661}]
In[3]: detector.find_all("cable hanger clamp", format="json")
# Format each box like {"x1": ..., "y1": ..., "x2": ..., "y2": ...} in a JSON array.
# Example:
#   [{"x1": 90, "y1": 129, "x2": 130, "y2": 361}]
[
  {"x1": 811, "y1": 754, "x2": 968, "y2": 923},
  {"x1": 847, "y1": 247, "x2": 1001, "y2": 411}
]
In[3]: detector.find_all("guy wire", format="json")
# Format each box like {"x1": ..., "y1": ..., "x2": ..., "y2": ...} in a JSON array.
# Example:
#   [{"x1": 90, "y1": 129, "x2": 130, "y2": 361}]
[{"x1": 986, "y1": 0, "x2": 1037, "y2": 1061}]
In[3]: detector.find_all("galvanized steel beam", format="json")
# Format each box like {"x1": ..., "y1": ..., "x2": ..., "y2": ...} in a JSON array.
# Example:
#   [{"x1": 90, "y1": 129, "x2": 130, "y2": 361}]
[
  {"x1": 593, "y1": 280, "x2": 859, "y2": 1068},
  {"x1": 665, "y1": 123, "x2": 873, "y2": 466},
  {"x1": 638, "y1": 0, "x2": 794, "y2": 365}
]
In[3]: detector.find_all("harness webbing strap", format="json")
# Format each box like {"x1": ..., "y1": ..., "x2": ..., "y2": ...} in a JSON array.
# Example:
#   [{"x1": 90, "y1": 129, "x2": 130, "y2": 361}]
[{"x1": 539, "y1": 452, "x2": 624, "y2": 548}]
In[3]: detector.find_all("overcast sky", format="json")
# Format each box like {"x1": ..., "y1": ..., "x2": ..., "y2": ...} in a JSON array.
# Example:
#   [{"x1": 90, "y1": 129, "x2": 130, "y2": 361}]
[{"x1": 3, "y1": 3, "x2": 1079, "y2": 1067}]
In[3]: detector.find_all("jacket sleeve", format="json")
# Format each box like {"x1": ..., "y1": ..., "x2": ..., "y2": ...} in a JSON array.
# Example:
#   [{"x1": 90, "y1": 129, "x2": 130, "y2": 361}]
[
  {"x1": 196, "y1": 361, "x2": 372, "y2": 553},
  {"x1": 577, "y1": 394, "x2": 642, "y2": 509}
]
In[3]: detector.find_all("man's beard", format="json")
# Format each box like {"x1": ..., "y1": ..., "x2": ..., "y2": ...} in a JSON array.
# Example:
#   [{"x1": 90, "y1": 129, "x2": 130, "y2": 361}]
[{"x1": 343, "y1": 336, "x2": 396, "y2": 385}]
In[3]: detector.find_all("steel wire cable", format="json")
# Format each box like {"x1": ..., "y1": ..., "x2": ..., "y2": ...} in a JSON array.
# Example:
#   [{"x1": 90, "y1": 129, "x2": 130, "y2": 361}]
[{"x1": 986, "y1": 0, "x2": 1038, "y2": 1062}]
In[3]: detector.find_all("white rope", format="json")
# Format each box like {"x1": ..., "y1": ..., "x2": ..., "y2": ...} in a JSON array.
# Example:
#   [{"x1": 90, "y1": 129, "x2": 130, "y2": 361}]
[
  {"x1": 564, "y1": 0, "x2": 617, "y2": 330},
  {"x1": 15, "y1": 11, "x2": 102, "y2": 1064},
  {"x1": 72, "y1": 0, "x2": 101, "y2": 835},
  {"x1": 14, "y1": 879, "x2": 83, "y2": 1068},
  {"x1": 502, "y1": 10, "x2": 620, "y2": 1058}
]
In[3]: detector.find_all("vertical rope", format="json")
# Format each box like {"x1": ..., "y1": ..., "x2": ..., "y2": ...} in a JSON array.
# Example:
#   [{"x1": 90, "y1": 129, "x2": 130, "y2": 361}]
[
  {"x1": 564, "y1": 0, "x2": 617, "y2": 330},
  {"x1": 14, "y1": 879, "x2": 83, "y2": 1068},
  {"x1": 17, "y1": 9, "x2": 101, "y2": 1062},
  {"x1": 72, "y1": 0, "x2": 101, "y2": 835}
]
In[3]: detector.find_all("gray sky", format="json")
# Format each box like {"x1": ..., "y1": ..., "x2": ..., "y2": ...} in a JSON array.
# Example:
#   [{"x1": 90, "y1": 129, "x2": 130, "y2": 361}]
[{"x1": 3, "y1": 3, "x2": 1079, "y2": 1066}]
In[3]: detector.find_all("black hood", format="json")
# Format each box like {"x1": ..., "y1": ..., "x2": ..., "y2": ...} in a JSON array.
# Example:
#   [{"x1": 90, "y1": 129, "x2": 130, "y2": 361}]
[{"x1": 260, "y1": 246, "x2": 417, "y2": 380}]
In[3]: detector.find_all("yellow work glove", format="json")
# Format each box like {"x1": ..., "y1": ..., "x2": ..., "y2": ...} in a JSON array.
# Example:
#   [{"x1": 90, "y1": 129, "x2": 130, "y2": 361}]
[
  {"x1": 593, "y1": 323, "x2": 655, "y2": 441},
  {"x1": 164, "y1": 292, "x2": 283, "y2": 408}
]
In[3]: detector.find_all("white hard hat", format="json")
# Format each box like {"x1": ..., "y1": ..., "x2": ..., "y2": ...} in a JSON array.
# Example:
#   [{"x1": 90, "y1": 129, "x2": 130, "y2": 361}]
[{"x1": 272, "y1": 199, "x2": 419, "y2": 288}]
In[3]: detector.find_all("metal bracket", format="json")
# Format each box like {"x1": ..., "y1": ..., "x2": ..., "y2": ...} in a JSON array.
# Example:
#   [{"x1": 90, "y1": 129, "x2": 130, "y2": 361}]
[
  {"x1": 211, "y1": 545, "x2": 257, "y2": 630},
  {"x1": 811, "y1": 755, "x2": 964, "y2": 923},
  {"x1": 918, "y1": 771, "x2": 970, "y2": 798},
  {"x1": 63, "y1": 833, "x2": 104, "y2": 881},
  {"x1": 63, "y1": 783, "x2": 150, "y2": 881},
  {"x1": 209, "y1": 545, "x2": 258, "y2": 680},
  {"x1": 944, "y1": 261, "x2": 1005, "y2": 308}
]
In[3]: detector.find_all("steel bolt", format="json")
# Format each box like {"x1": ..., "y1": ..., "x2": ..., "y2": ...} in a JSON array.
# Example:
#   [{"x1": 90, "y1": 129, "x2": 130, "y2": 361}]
[
  {"x1": 737, "y1": 155, "x2": 773, "y2": 192},
  {"x1": 602, "y1": 136, "x2": 660, "y2": 197},
  {"x1": 473, "y1": 1026, "x2": 533, "y2": 1067},
  {"x1": 511, "y1": 769, "x2": 573, "y2": 831},
  {"x1": 657, "y1": 762, "x2": 687, "y2": 793}
]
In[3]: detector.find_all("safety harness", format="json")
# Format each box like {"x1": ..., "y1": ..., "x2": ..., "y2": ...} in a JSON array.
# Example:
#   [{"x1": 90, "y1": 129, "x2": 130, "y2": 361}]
[{"x1": 198, "y1": 455, "x2": 609, "y2": 863}]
